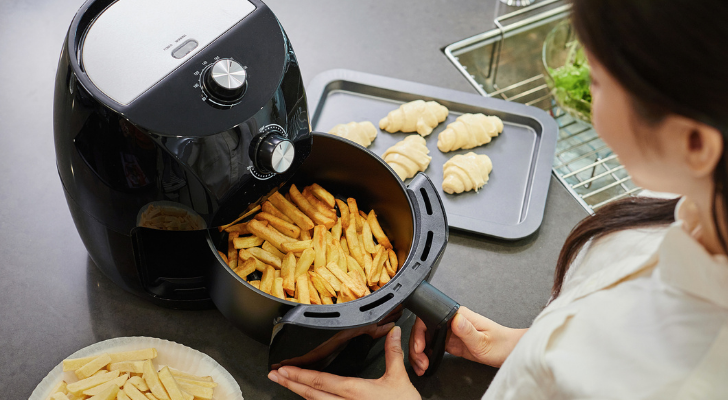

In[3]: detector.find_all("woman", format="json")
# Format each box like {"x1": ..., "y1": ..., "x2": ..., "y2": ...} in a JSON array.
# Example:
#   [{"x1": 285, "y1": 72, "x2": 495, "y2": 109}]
[{"x1": 268, "y1": 0, "x2": 728, "y2": 397}]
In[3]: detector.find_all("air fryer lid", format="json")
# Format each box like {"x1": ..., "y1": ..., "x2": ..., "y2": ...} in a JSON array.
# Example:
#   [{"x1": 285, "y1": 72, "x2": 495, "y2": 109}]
[{"x1": 82, "y1": 0, "x2": 256, "y2": 106}]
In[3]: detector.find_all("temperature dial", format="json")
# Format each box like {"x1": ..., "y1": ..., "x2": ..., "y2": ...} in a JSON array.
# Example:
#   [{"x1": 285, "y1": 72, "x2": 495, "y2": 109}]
[
  {"x1": 202, "y1": 59, "x2": 247, "y2": 103},
  {"x1": 256, "y1": 134, "x2": 295, "y2": 174}
]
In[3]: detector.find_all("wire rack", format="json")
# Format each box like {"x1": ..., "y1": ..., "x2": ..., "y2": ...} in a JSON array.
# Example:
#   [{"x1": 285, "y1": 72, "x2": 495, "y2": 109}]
[{"x1": 444, "y1": 0, "x2": 641, "y2": 214}]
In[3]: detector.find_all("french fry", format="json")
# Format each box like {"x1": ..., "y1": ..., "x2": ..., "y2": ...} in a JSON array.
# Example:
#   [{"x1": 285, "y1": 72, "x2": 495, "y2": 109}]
[
  {"x1": 379, "y1": 267, "x2": 391, "y2": 287},
  {"x1": 117, "y1": 391, "x2": 131, "y2": 400},
  {"x1": 330, "y1": 217, "x2": 342, "y2": 240},
  {"x1": 275, "y1": 269, "x2": 281, "y2": 279},
  {"x1": 308, "y1": 280, "x2": 322, "y2": 305},
  {"x1": 335, "y1": 199, "x2": 350, "y2": 229},
  {"x1": 303, "y1": 187, "x2": 337, "y2": 220},
  {"x1": 313, "y1": 225, "x2": 327, "y2": 268},
  {"x1": 232, "y1": 235, "x2": 264, "y2": 249},
  {"x1": 127, "y1": 376, "x2": 149, "y2": 392},
  {"x1": 345, "y1": 222, "x2": 365, "y2": 266},
  {"x1": 83, "y1": 374, "x2": 129, "y2": 396},
  {"x1": 75, "y1": 354, "x2": 111, "y2": 379},
  {"x1": 281, "y1": 252, "x2": 296, "y2": 295},
  {"x1": 290, "y1": 185, "x2": 335, "y2": 228},
  {"x1": 385, "y1": 259, "x2": 396, "y2": 277},
  {"x1": 247, "y1": 219, "x2": 296, "y2": 252},
  {"x1": 388, "y1": 249, "x2": 399, "y2": 271},
  {"x1": 123, "y1": 381, "x2": 149, "y2": 400},
  {"x1": 227, "y1": 232, "x2": 239, "y2": 269},
  {"x1": 172, "y1": 376, "x2": 216, "y2": 386},
  {"x1": 300, "y1": 228, "x2": 312, "y2": 241},
  {"x1": 51, "y1": 393, "x2": 70, "y2": 400},
  {"x1": 325, "y1": 262, "x2": 366, "y2": 298},
  {"x1": 233, "y1": 258, "x2": 256, "y2": 279},
  {"x1": 362, "y1": 221, "x2": 377, "y2": 254},
  {"x1": 157, "y1": 367, "x2": 185, "y2": 400},
  {"x1": 287, "y1": 297, "x2": 299, "y2": 303},
  {"x1": 309, "y1": 183, "x2": 336, "y2": 208},
  {"x1": 109, "y1": 361, "x2": 144, "y2": 374},
  {"x1": 363, "y1": 253, "x2": 373, "y2": 284},
  {"x1": 262, "y1": 201, "x2": 294, "y2": 224},
  {"x1": 145, "y1": 393, "x2": 159, "y2": 400},
  {"x1": 281, "y1": 240, "x2": 313, "y2": 253},
  {"x1": 335, "y1": 241, "x2": 348, "y2": 272},
  {"x1": 295, "y1": 248, "x2": 316, "y2": 279},
  {"x1": 349, "y1": 270, "x2": 368, "y2": 292},
  {"x1": 217, "y1": 251, "x2": 228, "y2": 265},
  {"x1": 88, "y1": 384, "x2": 119, "y2": 400},
  {"x1": 261, "y1": 241, "x2": 284, "y2": 260},
  {"x1": 315, "y1": 266, "x2": 341, "y2": 292},
  {"x1": 47, "y1": 380, "x2": 68, "y2": 398},
  {"x1": 247, "y1": 247, "x2": 282, "y2": 269},
  {"x1": 357, "y1": 232, "x2": 367, "y2": 258},
  {"x1": 347, "y1": 256, "x2": 367, "y2": 286},
  {"x1": 269, "y1": 191, "x2": 314, "y2": 231},
  {"x1": 238, "y1": 248, "x2": 254, "y2": 261},
  {"x1": 142, "y1": 360, "x2": 169, "y2": 400},
  {"x1": 310, "y1": 271, "x2": 336, "y2": 298},
  {"x1": 67, "y1": 371, "x2": 120, "y2": 395},
  {"x1": 368, "y1": 210, "x2": 392, "y2": 249},
  {"x1": 218, "y1": 205, "x2": 261, "y2": 231},
  {"x1": 295, "y1": 274, "x2": 311, "y2": 304},
  {"x1": 272, "y1": 277, "x2": 286, "y2": 299},
  {"x1": 249, "y1": 280, "x2": 261, "y2": 290},
  {"x1": 64, "y1": 356, "x2": 97, "y2": 371},
  {"x1": 326, "y1": 241, "x2": 340, "y2": 270},
  {"x1": 346, "y1": 198, "x2": 363, "y2": 232},
  {"x1": 255, "y1": 212, "x2": 301, "y2": 238},
  {"x1": 340, "y1": 237, "x2": 350, "y2": 255},
  {"x1": 223, "y1": 222, "x2": 249, "y2": 235},
  {"x1": 338, "y1": 285, "x2": 355, "y2": 303},
  {"x1": 369, "y1": 247, "x2": 387, "y2": 287},
  {"x1": 174, "y1": 380, "x2": 214, "y2": 400},
  {"x1": 321, "y1": 296, "x2": 334, "y2": 305},
  {"x1": 260, "y1": 265, "x2": 276, "y2": 294}
]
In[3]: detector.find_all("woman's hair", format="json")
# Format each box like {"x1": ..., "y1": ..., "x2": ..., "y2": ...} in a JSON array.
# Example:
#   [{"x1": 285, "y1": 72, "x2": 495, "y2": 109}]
[{"x1": 553, "y1": 0, "x2": 728, "y2": 299}]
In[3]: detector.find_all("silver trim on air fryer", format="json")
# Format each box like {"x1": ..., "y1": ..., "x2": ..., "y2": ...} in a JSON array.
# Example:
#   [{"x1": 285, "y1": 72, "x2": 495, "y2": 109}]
[{"x1": 81, "y1": 0, "x2": 256, "y2": 105}]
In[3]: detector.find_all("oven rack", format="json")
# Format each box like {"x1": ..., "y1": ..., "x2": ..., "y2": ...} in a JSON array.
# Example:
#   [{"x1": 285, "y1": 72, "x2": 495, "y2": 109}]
[{"x1": 444, "y1": 0, "x2": 641, "y2": 214}]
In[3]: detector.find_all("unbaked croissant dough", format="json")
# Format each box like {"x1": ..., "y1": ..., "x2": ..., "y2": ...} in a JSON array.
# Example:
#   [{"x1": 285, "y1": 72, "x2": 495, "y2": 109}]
[
  {"x1": 437, "y1": 113, "x2": 503, "y2": 152},
  {"x1": 442, "y1": 152, "x2": 493, "y2": 194},
  {"x1": 328, "y1": 121, "x2": 377, "y2": 147},
  {"x1": 382, "y1": 135, "x2": 432, "y2": 180},
  {"x1": 379, "y1": 100, "x2": 449, "y2": 137}
]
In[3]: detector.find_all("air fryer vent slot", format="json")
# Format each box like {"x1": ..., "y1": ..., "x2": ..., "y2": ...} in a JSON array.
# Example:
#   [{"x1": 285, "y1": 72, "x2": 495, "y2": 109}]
[
  {"x1": 419, "y1": 188, "x2": 433, "y2": 215},
  {"x1": 359, "y1": 293, "x2": 394, "y2": 312},
  {"x1": 304, "y1": 311, "x2": 340, "y2": 318},
  {"x1": 420, "y1": 231, "x2": 434, "y2": 261}
]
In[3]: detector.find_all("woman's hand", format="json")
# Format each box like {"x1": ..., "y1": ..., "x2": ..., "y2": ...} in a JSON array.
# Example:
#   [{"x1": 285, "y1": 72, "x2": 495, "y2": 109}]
[
  {"x1": 268, "y1": 326, "x2": 421, "y2": 400},
  {"x1": 408, "y1": 307, "x2": 527, "y2": 376}
]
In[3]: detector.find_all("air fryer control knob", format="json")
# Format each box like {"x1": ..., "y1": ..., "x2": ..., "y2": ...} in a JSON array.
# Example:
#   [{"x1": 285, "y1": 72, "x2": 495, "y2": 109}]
[
  {"x1": 257, "y1": 134, "x2": 295, "y2": 174},
  {"x1": 203, "y1": 59, "x2": 247, "y2": 103}
]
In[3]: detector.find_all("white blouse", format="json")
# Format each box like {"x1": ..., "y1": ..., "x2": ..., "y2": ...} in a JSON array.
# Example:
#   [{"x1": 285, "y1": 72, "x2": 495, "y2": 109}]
[{"x1": 483, "y1": 198, "x2": 728, "y2": 399}]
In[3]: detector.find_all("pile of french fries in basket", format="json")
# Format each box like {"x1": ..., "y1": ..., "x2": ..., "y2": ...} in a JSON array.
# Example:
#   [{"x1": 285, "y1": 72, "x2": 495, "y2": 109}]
[{"x1": 218, "y1": 183, "x2": 400, "y2": 304}]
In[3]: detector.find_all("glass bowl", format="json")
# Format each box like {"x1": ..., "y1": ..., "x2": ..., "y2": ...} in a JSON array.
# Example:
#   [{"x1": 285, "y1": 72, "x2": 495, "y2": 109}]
[{"x1": 542, "y1": 21, "x2": 592, "y2": 124}]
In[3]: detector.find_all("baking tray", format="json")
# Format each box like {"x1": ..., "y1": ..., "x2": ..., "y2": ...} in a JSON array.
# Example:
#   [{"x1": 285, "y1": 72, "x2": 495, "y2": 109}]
[{"x1": 306, "y1": 69, "x2": 558, "y2": 240}]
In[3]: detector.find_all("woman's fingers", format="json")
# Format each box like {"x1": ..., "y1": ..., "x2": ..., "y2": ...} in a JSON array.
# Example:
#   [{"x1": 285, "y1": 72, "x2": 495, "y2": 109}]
[
  {"x1": 270, "y1": 366, "x2": 352, "y2": 398},
  {"x1": 384, "y1": 326, "x2": 407, "y2": 378},
  {"x1": 408, "y1": 318, "x2": 429, "y2": 376},
  {"x1": 450, "y1": 313, "x2": 490, "y2": 360}
]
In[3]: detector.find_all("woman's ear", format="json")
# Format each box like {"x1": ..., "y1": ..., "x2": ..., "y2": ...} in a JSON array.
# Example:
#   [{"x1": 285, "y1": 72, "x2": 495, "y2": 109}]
[{"x1": 675, "y1": 117, "x2": 724, "y2": 178}]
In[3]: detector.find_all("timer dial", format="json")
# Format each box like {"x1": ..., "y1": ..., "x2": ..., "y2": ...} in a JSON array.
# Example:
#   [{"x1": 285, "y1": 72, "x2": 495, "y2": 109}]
[{"x1": 202, "y1": 58, "x2": 247, "y2": 103}]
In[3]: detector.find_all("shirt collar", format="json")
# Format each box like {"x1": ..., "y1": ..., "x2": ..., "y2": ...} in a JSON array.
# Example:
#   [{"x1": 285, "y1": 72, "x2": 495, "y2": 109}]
[{"x1": 659, "y1": 198, "x2": 728, "y2": 309}]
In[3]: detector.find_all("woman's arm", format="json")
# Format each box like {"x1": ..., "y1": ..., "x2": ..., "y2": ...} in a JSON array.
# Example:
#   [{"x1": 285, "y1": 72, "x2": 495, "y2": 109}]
[{"x1": 409, "y1": 307, "x2": 527, "y2": 376}]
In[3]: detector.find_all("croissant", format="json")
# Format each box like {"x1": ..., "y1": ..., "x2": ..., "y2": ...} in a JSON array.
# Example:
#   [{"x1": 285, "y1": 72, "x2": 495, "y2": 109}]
[
  {"x1": 328, "y1": 121, "x2": 377, "y2": 147},
  {"x1": 437, "y1": 113, "x2": 503, "y2": 152},
  {"x1": 382, "y1": 135, "x2": 432, "y2": 181},
  {"x1": 442, "y1": 152, "x2": 493, "y2": 194},
  {"x1": 379, "y1": 100, "x2": 449, "y2": 137}
]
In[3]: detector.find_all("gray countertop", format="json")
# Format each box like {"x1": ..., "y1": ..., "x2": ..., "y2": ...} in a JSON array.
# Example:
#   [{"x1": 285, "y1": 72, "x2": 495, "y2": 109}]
[{"x1": 0, "y1": 0, "x2": 587, "y2": 398}]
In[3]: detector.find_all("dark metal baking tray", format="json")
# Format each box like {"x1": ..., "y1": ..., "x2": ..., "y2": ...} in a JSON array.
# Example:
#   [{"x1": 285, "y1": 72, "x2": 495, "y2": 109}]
[{"x1": 306, "y1": 69, "x2": 558, "y2": 240}]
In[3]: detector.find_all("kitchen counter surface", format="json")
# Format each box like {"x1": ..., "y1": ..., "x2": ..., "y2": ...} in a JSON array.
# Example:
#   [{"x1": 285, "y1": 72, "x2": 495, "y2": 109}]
[{"x1": 0, "y1": 0, "x2": 588, "y2": 398}]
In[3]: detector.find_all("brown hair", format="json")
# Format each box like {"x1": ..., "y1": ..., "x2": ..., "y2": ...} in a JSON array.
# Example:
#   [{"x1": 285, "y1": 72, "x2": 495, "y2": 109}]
[{"x1": 553, "y1": 0, "x2": 728, "y2": 299}]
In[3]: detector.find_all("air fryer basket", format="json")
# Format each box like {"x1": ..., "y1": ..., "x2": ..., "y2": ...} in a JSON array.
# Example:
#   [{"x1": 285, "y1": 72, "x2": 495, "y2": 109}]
[{"x1": 207, "y1": 133, "x2": 459, "y2": 375}]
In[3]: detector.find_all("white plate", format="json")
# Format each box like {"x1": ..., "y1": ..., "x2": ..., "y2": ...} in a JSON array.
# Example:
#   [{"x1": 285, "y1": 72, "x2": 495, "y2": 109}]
[{"x1": 29, "y1": 336, "x2": 243, "y2": 400}]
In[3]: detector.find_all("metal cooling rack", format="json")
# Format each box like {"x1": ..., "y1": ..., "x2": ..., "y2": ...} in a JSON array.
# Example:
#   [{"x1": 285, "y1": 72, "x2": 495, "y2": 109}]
[{"x1": 444, "y1": 0, "x2": 641, "y2": 213}]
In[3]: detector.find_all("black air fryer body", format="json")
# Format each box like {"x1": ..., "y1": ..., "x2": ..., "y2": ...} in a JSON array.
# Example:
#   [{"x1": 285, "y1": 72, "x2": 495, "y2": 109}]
[{"x1": 54, "y1": 0, "x2": 312, "y2": 308}]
